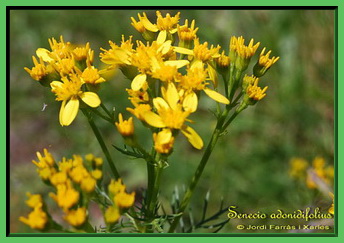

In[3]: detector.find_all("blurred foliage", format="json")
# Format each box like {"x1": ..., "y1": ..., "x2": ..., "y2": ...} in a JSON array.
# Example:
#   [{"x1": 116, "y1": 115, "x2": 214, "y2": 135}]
[{"x1": 10, "y1": 9, "x2": 334, "y2": 233}]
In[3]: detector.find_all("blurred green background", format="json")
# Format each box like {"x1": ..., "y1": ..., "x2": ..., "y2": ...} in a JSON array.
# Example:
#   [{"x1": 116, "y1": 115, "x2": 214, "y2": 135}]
[{"x1": 10, "y1": 9, "x2": 334, "y2": 233}]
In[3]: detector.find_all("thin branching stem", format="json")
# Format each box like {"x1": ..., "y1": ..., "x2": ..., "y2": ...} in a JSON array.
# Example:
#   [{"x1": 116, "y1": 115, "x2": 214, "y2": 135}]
[{"x1": 82, "y1": 109, "x2": 120, "y2": 179}]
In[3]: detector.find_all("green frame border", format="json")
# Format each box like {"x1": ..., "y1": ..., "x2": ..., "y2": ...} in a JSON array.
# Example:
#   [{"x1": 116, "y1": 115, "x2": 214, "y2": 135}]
[{"x1": 3, "y1": 1, "x2": 341, "y2": 242}]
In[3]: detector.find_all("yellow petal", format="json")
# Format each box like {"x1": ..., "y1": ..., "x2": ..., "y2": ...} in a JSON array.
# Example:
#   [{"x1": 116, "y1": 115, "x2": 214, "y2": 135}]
[
  {"x1": 59, "y1": 100, "x2": 66, "y2": 126},
  {"x1": 36, "y1": 48, "x2": 54, "y2": 62},
  {"x1": 158, "y1": 40, "x2": 172, "y2": 55},
  {"x1": 157, "y1": 30, "x2": 167, "y2": 44},
  {"x1": 153, "y1": 97, "x2": 169, "y2": 111},
  {"x1": 158, "y1": 129, "x2": 173, "y2": 144},
  {"x1": 131, "y1": 74, "x2": 147, "y2": 91},
  {"x1": 181, "y1": 125, "x2": 203, "y2": 149},
  {"x1": 80, "y1": 92, "x2": 101, "y2": 108},
  {"x1": 164, "y1": 60, "x2": 189, "y2": 69},
  {"x1": 208, "y1": 65, "x2": 218, "y2": 87},
  {"x1": 170, "y1": 28, "x2": 178, "y2": 34},
  {"x1": 141, "y1": 16, "x2": 159, "y2": 32},
  {"x1": 203, "y1": 88, "x2": 229, "y2": 104},
  {"x1": 173, "y1": 47, "x2": 194, "y2": 55},
  {"x1": 51, "y1": 81, "x2": 63, "y2": 89},
  {"x1": 61, "y1": 98, "x2": 79, "y2": 126},
  {"x1": 183, "y1": 92, "x2": 198, "y2": 113},
  {"x1": 190, "y1": 59, "x2": 203, "y2": 69},
  {"x1": 165, "y1": 82, "x2": 179, "y2": 110},
  {"x1": 143, "y1": 111, "x2": 165, "y2": 128}
]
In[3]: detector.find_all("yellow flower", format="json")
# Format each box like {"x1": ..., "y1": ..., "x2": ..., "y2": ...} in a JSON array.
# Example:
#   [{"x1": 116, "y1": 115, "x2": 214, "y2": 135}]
[
  {"x1": 127, "y1": 104, "x2": 151, "y2": 121},
  {"x1": 153, "y1": 129, "x2": 175, "y2": 154},
  {"x1": 150, "y1": 57, "x2": 178, "y2": 82},
  {"x1": 36, "y1": 36, "x2": 72, "y2": 61},
  {"x1": 25, "y1": 193, "x2": 43, "y2": 209},
  {"x1": 178, "y1": 19, "x2": 198, "y2": 42},
  {"x1": 85, "y1": 154, "x2": 95, "y2": 161},
  {"x1": 64, "y1": 207, "x2": 87, "y2": 227},
  {"x1": 289, "y1": 157, "x2": 308, "y2": 179},
  {"x1": 50, "y1": 74, "x2": 101, "y2": 126},
  {"x1": 179, "y1": 62, "x2": 229, "y2": 106},
  {"x1": 100, "y1": 36, "x2": 133, "y2": 69},
  {"x1": 55, "y1": 58, "x2": 75, "y2": 76},
  {"x1": 313, "y1": 156, "x2": 326, "y2": 169},
  {"x1": 19, "y1": 206, "x2": 48, "y2": 230},
  {"x1": 131, "y1": 13, "x2": 146, "y2": 33},
  {"x1": 58, "y1": 157, "x2": 73, "y2": 172},
  {"x1": 50, "y1": 171, "x2": 68, "y2": 186},
  {"x1": 81, "y1": 66, "x2": 106, "y2": 84},
  {"x1": 108, "y1": 179, "x2": 126, "y2": 195},
  {"x1": 94, "y1": 157, "x2": 103, "y2": 167},
  {"x1": 24, "y1": 56, "x2": 55, "y2": 81},
  {"x1": 32, "y1": 149, "x2": 56, "y2": 180},
  {"x1": 126, "y1": 86, "x2": 150, "y2": 106},
  {"x1": 49, "y1": 181, "x2": 79, "y2": 210},
  {"x1": 91, "y1": 169, "x2": 103, "y2": 180},
  {"x1": 32, "y1": 148, "x2": 55, "y2": 168},
  {"x1": 69, "y1": 164, "x2": 89, "y2": 183},
  {"x1": 104, "y1": 206, "x2": 120, "y2": 224},
  {"x1": 37, "y1": 167, "x2": 56, "y2": 181},
  {"x1": 230, "y1": 36, "x2": 260, "y2": 70},
  {"x1": 142, "y1": 83, "x2": 203, "y2": 149},
  {"x1": 254, "y1": 47, "x2": 279, "y2": 77},
  {"x1": 72, "y1": 42, "x2": 94, "y2": 62},
  {"x1": 80, "y1": 176, "x2": 97, "y2": 193},
  {"x1": 230, "y1": 36, "x2": 260, "y2": 59},
  {"x1": 215, "y1": 50, "x2": 230, "y2": 69},
  {"x1": 114, "y1": 191, "x2": 136, "y2": 208},
  {"x1": 115, "y1": 113, "x2": 134, "y2": 137},
  {"x1": 139, "y1": 11, "x2": 180, "y2": 43},
  {"x1": 174, "y1": 38, "x2": 220, "y2": 63},
  {"x1": 244, "y1": 75, "x2": 268, "y2": 101}
]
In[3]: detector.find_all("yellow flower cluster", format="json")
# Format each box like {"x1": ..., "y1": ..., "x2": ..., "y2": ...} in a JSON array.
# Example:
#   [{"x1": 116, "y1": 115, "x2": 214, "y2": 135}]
[
  {"x1": 289, "y1": 156, "x2": 334, "y2": 189},
  {"x1": 31, "y1": 149, "x2": 104, "y2": 228},
  {"x1": 19, "y1": 193, "x2": 48, "y2": 230},
  {"x1": 100, "y1": 11, "x2": 238, "y2": 152},
  {"x1": 25, "y1": 36, "x2": 104, "y2": 126},
  {"x1": 104, "y1": 179, "x2": 135, "y2": 224}
]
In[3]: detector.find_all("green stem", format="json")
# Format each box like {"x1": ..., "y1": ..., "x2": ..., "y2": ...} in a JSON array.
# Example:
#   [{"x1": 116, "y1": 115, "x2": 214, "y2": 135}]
[
  {"x1": 146, "y1": 155, "x2": 164, "y2": 233},
  {"x1": 168, "y1": 108, "x2": 241, "y2": 233},
  {"x1": 89, "y1": 108, "x2": 113, "y2": 124},
  {"x1": 145, "y1": 161, "x2": 155, "y2": 217},
  {"x1": 82, "y1": 109, "x2": 120, "y2": 179},
  {"x1": 100, "y1": 103, "x2": 114, "y2": 120}
]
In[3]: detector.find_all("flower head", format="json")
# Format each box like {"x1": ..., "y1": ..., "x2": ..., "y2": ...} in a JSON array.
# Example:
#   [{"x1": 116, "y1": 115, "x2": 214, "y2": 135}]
[
  {"x1": 178, "y1": 19, "x2": 198, "y2": 42},
  {"x1": 153, "y1": 129, "x2": 175, "y2": 154},
  {"x1": 114, "y1": 191, "x2": 136, "y2": 208},
  {"x1": 115, "y1": 113, "x2": 135, "y2": 137},
  {"x1": 254, "y1": 48, "x2": 279, "y2": 77},
  {"x1": 49, "y1": 181, "x2": 80, "y2": 210},
  {"x1": 24, "y1": 56, "x2": 55, "y2": 81},
  {"x1": 19, "y1": 205, "x2": 48, "y2": 230},
  {"x1": 243, "y1": 75, "x2": 268, "y2": 103},
  {"x1": 50, "y1": 74, "x2": 101, "y2": 126},
  {"x1": 104, "y1": 206, "x2": 120, "y2": 224},
  {"x1": 64, "y1": 207, "x2": 87, "y2": 227}
]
